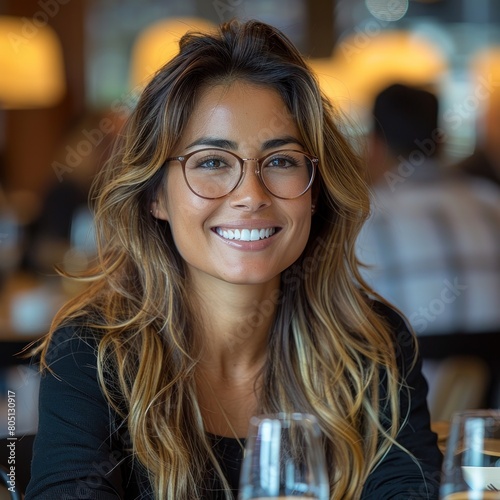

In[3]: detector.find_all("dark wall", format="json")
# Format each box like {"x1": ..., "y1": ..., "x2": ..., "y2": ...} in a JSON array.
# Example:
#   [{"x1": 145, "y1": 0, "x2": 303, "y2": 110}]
[{"x1": 2, "y1": 0, "x2": 86, "y2": 195}]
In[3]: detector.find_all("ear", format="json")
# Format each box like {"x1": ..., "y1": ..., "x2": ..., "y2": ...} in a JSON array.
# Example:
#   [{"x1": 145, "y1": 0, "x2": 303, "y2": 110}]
[{"x1": 150, "y1": 200, "x2": 169, "y2": 221}]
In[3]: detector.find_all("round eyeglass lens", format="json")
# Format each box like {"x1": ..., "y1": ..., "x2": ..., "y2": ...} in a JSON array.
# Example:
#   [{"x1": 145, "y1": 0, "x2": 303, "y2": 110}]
[
  {"x1": 260, "y1": 150, "x2": 315, "y2": 198},
  {"x1": 184, "y1": 149, "x2": 241, "y2": 199}
]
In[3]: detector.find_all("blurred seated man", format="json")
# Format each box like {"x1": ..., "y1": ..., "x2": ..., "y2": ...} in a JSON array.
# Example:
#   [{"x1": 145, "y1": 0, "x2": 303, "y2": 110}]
[{"x1": 356, "y1": 83, "x2": 500, "y2": 415}]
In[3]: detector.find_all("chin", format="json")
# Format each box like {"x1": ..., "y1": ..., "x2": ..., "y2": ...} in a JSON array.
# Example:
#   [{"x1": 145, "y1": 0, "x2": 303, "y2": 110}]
[
  {"x1": 215, "y1": 266, "x2": 283, "y2": 286},
  {"x1": 220, "y1": 274, "x2": 279, "y2": 286}
]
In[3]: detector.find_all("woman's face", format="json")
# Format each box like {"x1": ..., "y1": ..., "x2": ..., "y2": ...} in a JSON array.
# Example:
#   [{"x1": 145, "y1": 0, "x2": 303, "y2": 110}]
[{"x1": 153, "y1": 80, "x2": 314, "y2": 288}]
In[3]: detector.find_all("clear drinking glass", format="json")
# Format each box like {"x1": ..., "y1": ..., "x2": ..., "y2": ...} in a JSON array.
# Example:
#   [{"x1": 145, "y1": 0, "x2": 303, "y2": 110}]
[
  {"x1": 238, "y1": 413, "x2": 329, "y2": 500},
  {"x1": 440, "y1": 410, "x2": 500, "y2": 500}
]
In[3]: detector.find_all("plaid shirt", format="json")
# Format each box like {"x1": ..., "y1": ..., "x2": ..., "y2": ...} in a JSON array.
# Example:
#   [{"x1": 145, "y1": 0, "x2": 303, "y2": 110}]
[{"x1": 356, "y1": 161, "x2": 500, "y2": 336}]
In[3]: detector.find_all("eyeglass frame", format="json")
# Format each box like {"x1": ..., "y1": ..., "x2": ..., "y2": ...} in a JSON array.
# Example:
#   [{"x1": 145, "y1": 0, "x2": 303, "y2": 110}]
[{"x1": 164, "y1": 148, "x2": 319, "y2": 200}]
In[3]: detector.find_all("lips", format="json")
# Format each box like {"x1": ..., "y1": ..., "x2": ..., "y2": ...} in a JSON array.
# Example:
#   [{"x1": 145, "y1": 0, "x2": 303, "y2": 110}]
[{"x1": 215, "y1": 227, "x2": 277, "y2": 241}]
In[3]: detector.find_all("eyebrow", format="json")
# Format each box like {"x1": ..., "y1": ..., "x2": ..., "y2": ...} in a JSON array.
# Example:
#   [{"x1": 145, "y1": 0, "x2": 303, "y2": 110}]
[
  {"x1": 262, "y1": 136, "x2": 305, "y2": 150},
  {"x1": 184, "y1": 135, "x2": 304, "y2": 151}
]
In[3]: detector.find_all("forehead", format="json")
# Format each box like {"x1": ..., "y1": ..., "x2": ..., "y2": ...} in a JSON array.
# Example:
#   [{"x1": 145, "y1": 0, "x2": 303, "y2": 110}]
[{"x1": 176, "y1": 80, "x2": 301, "y2": 153}]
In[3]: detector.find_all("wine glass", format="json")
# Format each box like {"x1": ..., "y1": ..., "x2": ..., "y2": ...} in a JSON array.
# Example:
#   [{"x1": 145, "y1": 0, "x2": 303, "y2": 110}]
[
  {"x1": 238, "y1": 412, "x2": 329, "y2": 500},
  {"x1": 440, "y1": 410, "x2": 500, "y2": 500}
]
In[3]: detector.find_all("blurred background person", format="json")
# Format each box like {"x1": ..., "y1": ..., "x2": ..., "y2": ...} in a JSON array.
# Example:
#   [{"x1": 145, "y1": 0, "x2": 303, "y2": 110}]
[{"x1": 356, "y1": 83, "x2": 500, "y2": 418}]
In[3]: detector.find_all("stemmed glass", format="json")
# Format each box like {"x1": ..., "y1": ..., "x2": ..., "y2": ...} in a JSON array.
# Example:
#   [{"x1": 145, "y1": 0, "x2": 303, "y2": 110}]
[
  {"x1": 238, "y1": 413, "x2": 329, "y2": 500},
  {"x1": 440, "y1": 410, "x2": 500, "y2": 499}
]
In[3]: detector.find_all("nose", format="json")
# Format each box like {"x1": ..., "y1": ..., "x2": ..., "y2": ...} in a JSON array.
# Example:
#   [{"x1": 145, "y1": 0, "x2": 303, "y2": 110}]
[{"x1": 228, "y1": 159, "x2": 272, "y2": 211}]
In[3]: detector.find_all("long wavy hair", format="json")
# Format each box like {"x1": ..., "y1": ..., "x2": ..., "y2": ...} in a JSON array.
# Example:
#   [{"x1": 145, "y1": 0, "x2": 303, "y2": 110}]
[{"x1": 36, "y1": 19, "x2": 411, "y2": 499}]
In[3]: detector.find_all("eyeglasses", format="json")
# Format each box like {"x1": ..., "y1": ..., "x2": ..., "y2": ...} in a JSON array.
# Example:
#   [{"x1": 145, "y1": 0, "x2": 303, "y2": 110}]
[{"x1": 165, "y1": 148, "x2": 318, "y2": 200}]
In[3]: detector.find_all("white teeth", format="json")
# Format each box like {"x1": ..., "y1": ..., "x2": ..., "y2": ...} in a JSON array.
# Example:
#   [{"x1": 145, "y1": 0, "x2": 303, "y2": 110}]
[{"x1": 216, "y1": 227, "x2": 276, "y2": 241}]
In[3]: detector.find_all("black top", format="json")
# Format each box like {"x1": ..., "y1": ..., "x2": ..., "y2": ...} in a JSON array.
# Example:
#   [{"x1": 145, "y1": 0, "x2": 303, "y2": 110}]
[{"x1": 25, "y1": 302, "x2": 442, "y2": 499}]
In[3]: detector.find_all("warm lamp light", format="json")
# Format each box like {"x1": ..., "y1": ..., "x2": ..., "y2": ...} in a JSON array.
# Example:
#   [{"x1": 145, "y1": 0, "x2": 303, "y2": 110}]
[
  {"x1": 308, "y1": 57, "x2": 357, "y2": 113},
  {"x1": 0, "y1": 16, "x2": 66, "y2": 108},
  {"x1": 309, "y1": 30, "x2": 447, "y2": 117},
  {"x1": 129, "y1": 17, "x2": 217, "y2": 90}
]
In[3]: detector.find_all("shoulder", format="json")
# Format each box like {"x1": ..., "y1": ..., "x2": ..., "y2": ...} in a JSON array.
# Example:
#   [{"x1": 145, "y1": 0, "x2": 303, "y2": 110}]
[
  {"x1": 38, "y1": 322, "x2": 104, "y2": 378},
  {"x1": 368, "y1": 299, "x2": 418, "y2": 372},
  {"x1": 33, "y1": 323, "x2": 114, "y2": 425},
  {"x1": 370, "y1": 299, "x2": 408, "y2": 328},
  {"x1": 369, "y1": 299, "x2": 413, "y2": 343}
]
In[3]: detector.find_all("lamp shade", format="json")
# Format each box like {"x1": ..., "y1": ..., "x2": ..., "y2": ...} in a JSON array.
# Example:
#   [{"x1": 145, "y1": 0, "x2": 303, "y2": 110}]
[
  {"x1": 0, "y1": 16, "x2": 66, "y2": 108},
  {"x1": 129, "y1": 17, "x2": 216, "y2": 90}
]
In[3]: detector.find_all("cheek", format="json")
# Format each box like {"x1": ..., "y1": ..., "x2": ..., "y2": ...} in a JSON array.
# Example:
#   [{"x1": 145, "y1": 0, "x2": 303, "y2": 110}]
[
  {"x1": 165, "y1": 207, "x2": 200, "y2": 264},
  {"x1": 292, "y1": 198, "x2": 313, "y2": 231},
  {"x1": 164, "y1": 187, "x2": 216, "y2": 244},
  {"x1": 166, "y1": 202, "x2": 197, "y2": 240},
  {"x1": 163, "y1": 170, "x2": 205, "y2": 222},
  {"x1": 284, "y1": 203, "x2": 313, "y2": 254},
  {"x1": 296, "y1": 218, "x2": 313, "y2": 254}
]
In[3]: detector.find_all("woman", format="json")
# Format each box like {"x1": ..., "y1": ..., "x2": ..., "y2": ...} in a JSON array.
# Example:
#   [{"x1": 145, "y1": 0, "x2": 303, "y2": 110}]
[{"x1": 26, "y1": 19, "x2": 442, "y2": 499}]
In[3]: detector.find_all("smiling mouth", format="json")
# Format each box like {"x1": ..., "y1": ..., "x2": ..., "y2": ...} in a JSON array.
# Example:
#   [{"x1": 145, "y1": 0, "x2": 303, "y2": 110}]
[{"x1": 215, "y1": 227, "x2": 277, "y2": 241}]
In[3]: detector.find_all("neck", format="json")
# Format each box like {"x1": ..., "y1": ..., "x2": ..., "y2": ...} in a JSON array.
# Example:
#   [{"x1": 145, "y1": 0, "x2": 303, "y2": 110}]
[
  {"x1": 189, "y1": 275, "x2": 281, "y2": 437},
  {"x1": 190, "y1": 274, "x2": 281, "y2": 380}
]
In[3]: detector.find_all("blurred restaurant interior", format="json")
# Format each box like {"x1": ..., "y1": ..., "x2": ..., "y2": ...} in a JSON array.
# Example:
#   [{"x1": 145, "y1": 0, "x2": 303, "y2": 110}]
[{"x1": 1, "y1": 0, "x2": 500, "y2": 491}]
